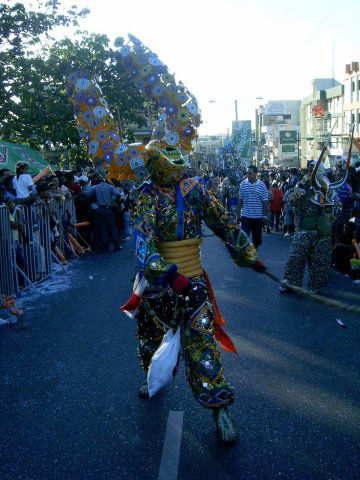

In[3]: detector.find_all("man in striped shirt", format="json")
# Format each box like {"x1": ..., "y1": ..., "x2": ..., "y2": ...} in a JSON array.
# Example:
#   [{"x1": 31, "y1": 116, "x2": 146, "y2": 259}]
[{"x1": 237, "y1": 165, "x2": 269, "y2": 248}]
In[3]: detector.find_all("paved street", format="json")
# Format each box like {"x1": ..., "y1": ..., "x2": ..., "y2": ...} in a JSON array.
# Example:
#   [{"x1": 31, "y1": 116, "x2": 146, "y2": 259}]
[{"x1": 1, "y1": 231, "x2": 359, "y2": 480}]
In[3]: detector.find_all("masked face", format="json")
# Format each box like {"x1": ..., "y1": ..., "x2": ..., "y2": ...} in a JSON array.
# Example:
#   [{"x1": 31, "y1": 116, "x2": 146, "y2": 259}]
[{"x1": 145, "y1": 140, "x2": 186, "y2": 185}]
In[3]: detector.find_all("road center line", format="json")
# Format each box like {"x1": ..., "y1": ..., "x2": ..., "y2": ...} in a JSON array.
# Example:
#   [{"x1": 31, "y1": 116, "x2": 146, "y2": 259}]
[{"x1": 158, "y1": 410, "x2": 184, "y2": 480}]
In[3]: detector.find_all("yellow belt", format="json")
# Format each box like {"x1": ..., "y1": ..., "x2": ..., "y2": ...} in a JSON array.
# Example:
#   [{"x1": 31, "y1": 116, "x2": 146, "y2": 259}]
[{"x1": 156, "y1": 237, "x2": 203, "y2": 279}]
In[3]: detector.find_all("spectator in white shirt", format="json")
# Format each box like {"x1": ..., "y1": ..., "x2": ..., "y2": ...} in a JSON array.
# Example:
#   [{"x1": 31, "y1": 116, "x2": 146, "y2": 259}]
[{"x1": 13, "y1": 162, "x2": 34, "y2": 199}]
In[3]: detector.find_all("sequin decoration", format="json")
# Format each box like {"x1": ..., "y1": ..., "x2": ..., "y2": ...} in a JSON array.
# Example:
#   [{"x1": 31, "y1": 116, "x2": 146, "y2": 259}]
[
  {"x1": 116, "y1": 34, "x2": 202, "y2": 153},
  {"x1": 67, "y1": 70, "x2": 148, "y2": 183}
]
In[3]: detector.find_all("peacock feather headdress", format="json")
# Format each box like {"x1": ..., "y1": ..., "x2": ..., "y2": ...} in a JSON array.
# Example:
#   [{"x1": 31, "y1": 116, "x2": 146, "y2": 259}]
[{"x1": 67, "y1": 34, "x2": 201, "y2": 183}]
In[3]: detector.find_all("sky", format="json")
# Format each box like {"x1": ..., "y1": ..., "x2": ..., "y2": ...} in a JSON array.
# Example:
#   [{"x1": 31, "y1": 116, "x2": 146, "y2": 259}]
[{"x1": 58, "y1": 0, "x2": 360, "y2": 135}]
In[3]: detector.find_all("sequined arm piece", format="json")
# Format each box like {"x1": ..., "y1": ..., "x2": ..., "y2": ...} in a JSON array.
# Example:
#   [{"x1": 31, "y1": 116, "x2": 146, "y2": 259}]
[
  {"x1": 289, "y1": 181, "x2": 308, "y2": 207},
  {"x1": 200, "y1": 180, "x2": 258, "y2": 266},
  {"x1": 225, "y1": 229, "x2": 258, "y2": 267},
  {"x1": 132, "y1": 189, "x2": 177, "y2": 285}
]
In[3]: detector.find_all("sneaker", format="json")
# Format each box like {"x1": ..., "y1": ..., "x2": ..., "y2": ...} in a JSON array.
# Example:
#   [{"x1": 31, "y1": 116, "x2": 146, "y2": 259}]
[{"x1": 284, "y1": 232, "x2": 289, "y2": 237}]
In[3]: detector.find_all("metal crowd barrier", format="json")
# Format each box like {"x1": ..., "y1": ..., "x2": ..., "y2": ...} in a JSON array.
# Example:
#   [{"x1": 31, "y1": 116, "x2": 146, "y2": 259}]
[
  {"x1": 0, "y1": 205, "x2": 18, "y2": 296},
  {"x1": 0, "y1": 197, "x2": 76, "y2": 297},
  {"x1": 61, "y1": 196, "x2": 76, "y2": 227}
]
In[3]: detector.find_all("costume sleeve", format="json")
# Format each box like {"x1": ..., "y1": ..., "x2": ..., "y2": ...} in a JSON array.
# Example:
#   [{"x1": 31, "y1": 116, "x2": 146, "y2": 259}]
[
  {"x1": 132, "y1": 188, "x2": 177, "y2": 285},
  {"x1": 289, "y1": 182, "x2": 307, "y2": 207},
  {"x1": 199, "y1": 180, "x2": 258, "y2": 267}
]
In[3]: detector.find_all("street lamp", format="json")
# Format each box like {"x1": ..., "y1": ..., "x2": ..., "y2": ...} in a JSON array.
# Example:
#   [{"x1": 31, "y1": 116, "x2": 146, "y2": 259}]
[{"x1": 254, "y1": 97, "x2": 265, "y2": 167}]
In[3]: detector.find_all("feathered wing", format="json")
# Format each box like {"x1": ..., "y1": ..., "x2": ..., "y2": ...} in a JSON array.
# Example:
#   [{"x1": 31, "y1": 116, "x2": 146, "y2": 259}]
[
  {"x1": 116, "y1": 34, "x2": 202, "y2": 153},
  {"x1": 67, "y1": 70, "x2": 146, "y2": 182},
  {"x1": 67, "y1": 34, "x2": 202, "y2": 182}
]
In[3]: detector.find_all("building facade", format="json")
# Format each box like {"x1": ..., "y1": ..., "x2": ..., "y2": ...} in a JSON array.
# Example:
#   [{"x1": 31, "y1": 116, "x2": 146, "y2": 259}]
[
  {"x1": 343, "y1": 62, "x2": 360, "y2": 155},
  {"x1": 300, "y1": 78, "x2": 345, "y2": 169},
  {"x1": 256, "y1": 100, "x2": 301, "y2": 167},
  {"x1": 193, "y1": 135, "x2": 228, "y2": 171}
]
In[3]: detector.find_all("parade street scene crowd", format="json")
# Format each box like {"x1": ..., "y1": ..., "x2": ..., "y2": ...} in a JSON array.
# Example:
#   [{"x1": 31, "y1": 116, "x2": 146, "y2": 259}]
[{"x1": 1, "y1": 1, "x2": 360, "y2": 479}]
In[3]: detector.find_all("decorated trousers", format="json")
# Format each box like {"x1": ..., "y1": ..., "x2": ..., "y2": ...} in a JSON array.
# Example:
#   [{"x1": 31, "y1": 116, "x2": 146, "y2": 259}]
[
  {"x1": 136, "y1": 277, "x2": 235, "y2": 409},
  {"x1": 282, "y1": 231, "x2": 332, "y2": 291}
]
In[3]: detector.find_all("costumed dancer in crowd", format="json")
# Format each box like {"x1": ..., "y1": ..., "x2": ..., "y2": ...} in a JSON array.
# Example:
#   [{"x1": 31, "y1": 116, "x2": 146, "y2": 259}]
[
  {"x1": 220, "y1": 170, "x2": 240, "y2": 215},
  {"x1": 280, "y1": 127, "x2": 354, "y2": 294},
  {"x1": 67, "y1": 34, "x2": 265, "y2": 444}
]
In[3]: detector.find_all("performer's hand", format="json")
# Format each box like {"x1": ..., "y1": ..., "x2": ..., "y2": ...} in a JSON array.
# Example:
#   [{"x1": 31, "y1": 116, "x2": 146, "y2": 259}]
[
  {"x1": 252, "y1": 259, "x2": 267, "y2": 273},
  {"x1": 168, "y1": 272, "x2": 194, "y2": 296}
]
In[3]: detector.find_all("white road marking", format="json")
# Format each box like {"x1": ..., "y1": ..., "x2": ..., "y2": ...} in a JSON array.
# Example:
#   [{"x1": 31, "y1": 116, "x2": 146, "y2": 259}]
[{"x1": 158, "y1": 410, "x2": 184, "y2": 480}]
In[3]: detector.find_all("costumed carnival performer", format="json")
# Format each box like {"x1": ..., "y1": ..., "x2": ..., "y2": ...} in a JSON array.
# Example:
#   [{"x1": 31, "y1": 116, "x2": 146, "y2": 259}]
[
  {"x1": 280, "y1": 127, "x2": 354, "y2": 294},
  {"x1": 67, "y1": 34, "x2": 266, "y2": 444},
  {"x1": 219, "y1": 169, "x2": 241, "y2": 215}
]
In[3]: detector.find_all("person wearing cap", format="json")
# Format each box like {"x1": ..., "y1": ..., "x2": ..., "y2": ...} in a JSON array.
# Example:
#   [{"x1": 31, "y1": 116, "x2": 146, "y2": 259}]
[{"x1": 78, "y1": 175, "x2": 92, "y2": 193}]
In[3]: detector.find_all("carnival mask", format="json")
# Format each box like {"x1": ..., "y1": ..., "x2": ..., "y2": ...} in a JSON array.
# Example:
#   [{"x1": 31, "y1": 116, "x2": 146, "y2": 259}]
[
  {"x1": 310, "y1": 124, "x2": 355, "y2": 206},
  {"x1": 145, "y1": 140, "x2": 186, "y2": 185}
]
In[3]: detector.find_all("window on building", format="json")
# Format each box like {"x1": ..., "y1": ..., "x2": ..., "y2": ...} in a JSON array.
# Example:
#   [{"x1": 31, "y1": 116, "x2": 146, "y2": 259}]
[
  {"x1": 352, "y1": 81, "x2": 356, "y2": 92},
  {"x1": 282, "y1": 114, "x2": 291, "y2": 120},
  {"x1": 351, "y1": 112, "x2": 355, "y2": 124}
]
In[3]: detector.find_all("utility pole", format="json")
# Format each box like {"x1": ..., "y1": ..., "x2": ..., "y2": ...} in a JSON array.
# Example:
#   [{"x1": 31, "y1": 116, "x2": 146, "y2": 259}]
[
  {"x1": 234, "y1": 100, "x2": 238, "y2": 122},
  {"x1": 331, "y1": 37, "x2": 335, "y2": 87},
  {"x1": 297, "y1": 132, "x2": 301, "y2": 167}
]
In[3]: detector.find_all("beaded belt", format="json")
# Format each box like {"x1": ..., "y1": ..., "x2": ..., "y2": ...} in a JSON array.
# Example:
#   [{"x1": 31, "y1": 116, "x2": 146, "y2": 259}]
[{"x1": 156, "y1": 237, "x2": 203, "y2": 279}]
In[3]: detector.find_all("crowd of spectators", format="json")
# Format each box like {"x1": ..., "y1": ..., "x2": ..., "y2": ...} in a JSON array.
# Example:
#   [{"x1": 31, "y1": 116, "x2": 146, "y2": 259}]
[
  {"x1": 0, "y1": 163, "x2": 132, "y2": 255},
  {"x1": 0, "y1": 162, "x2": 135, "y2": 318},
  {"x1": 2, "y1": 158, "x2": 360, "y2": 301},
  {"x1": 211, "y1": 160, "x2": 360, "y2": 285}
]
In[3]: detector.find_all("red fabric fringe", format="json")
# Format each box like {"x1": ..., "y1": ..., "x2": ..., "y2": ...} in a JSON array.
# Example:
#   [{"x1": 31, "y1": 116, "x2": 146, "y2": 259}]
[{"x1": 203, "y1": 269, "x2": 238, "y2": 354}]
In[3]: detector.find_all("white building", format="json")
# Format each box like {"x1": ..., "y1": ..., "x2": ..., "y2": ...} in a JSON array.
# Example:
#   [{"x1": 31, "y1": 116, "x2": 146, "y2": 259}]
[
  {"x1": 300, "y1": 75, "x2": 359, "y2": 169},
  {"x1": 258, "y1": 100, "x2": 301, "y2": 166},
  {"x1": 343, "y1": 62, "x2": 360, "y2": 155}
]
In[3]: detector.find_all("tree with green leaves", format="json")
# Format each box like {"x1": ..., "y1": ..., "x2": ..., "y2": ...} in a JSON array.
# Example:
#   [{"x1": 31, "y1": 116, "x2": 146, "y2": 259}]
[{"x1": 0, "y1": 1, "x2": 149, "y2": 165}]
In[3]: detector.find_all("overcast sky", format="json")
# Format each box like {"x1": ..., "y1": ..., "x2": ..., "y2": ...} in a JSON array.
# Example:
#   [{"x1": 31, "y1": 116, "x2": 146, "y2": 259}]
[{"x1": 60, "y1": 0, "x2": 360, "y2": 135}]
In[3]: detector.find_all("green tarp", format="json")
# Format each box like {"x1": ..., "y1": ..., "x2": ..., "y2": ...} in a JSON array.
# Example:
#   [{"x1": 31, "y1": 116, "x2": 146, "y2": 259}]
[{"x1": 0, "y1": 140, "x2": 49, "y2": 175}]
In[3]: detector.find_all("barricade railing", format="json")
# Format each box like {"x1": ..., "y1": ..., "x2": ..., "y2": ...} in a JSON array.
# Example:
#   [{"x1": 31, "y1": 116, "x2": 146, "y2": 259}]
[
  {"x1": 0, "y1": 205, "x2": 18, "y2": 296},
  {"x1": 0, "y1": 197, "x2": 77, "y2": 297},
  {"x1": 17, "y1": 201, "x2": 52, "y2": 287},
  {"x1": 61, "y1": 196, "x2": 76, "y2": 229}
]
